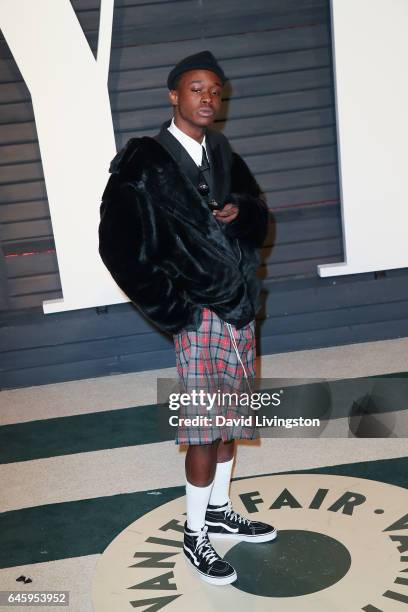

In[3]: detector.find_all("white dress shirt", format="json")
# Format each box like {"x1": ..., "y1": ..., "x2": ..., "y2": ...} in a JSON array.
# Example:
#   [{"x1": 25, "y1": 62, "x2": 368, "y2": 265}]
[{"x1": 167, "y1": 118, "x2": 207, "y2": 167}]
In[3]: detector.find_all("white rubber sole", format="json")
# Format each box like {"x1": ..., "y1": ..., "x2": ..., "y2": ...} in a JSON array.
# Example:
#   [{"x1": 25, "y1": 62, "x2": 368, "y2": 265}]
[
  {"x1": 183, "y1": 556, "x2": 237, "y2": 585},
  {"x1": 208, "y1": 529, "x2": 278, "y2": 543}
]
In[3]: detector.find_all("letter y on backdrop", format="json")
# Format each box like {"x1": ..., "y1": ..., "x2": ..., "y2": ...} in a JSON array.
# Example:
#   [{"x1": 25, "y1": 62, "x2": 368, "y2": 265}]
[{"x1": 0, "y1": 0, "x2": 128, "y2": 313}]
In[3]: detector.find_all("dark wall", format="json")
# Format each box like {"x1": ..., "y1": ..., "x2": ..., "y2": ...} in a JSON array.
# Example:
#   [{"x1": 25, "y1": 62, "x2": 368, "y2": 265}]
[{"x1": 1, "y1": 0, "x2": 407, "y2": 389}]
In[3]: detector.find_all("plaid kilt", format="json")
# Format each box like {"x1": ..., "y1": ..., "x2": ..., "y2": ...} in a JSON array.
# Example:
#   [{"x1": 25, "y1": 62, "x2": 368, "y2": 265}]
[{"x1": 173, "y1": 307, "x2": 258, "y2": 445}]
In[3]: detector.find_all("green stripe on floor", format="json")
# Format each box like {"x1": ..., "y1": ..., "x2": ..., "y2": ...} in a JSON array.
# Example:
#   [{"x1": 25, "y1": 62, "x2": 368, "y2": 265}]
[
  {"x1": 0, "y1": 403, "x2": 169, "y2": 464},
  {"x1": 1, "y1": 372, "x2": 407, "y2": 464},
  {"x1": 0, "y1": 457, "x2": 406, "y2": 569}
]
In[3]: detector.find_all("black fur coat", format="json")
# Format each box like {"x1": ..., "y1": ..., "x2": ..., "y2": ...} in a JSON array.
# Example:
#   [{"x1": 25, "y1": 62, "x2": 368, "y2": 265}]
[{"x1": 98, "y1": 126, "x2": 268, "y2": 334}]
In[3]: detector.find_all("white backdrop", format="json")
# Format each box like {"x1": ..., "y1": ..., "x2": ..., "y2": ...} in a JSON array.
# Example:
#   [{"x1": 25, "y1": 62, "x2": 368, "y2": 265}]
[
  {"x1": 319, "y1": 0, "x2": 408, "y2": 277},
  {"x1": 0, "y1": 0, "x2": 127, "y2": 313}
]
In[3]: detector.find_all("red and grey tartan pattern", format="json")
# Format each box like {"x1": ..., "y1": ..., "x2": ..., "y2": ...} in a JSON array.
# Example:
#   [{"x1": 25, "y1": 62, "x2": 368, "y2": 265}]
[{"x1": 173, "y1": 307, "x2": 258, "y2": 445}]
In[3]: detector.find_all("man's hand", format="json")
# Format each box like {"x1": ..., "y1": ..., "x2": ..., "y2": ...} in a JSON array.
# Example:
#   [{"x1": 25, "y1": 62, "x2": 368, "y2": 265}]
[{"x1": 213, "y1": 203, "x2": 239, "y2": 223}]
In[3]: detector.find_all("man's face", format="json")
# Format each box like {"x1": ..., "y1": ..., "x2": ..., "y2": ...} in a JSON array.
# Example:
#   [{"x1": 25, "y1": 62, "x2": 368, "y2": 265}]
[{"x1": 169, "y1": 69, "x2": 223, "y2": 131}]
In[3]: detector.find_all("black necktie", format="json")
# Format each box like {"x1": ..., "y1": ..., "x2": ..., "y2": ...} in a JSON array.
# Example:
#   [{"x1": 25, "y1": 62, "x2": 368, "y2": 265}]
[
  {"x1": 199, "y1": 145, "x2": 212, "y2": 194},
  {"x1": 200, "y1": 145, "x2": 210, "y2": 171},
  {"x1": 198, "y1": 145, "x2": 221, "y2": 210}
]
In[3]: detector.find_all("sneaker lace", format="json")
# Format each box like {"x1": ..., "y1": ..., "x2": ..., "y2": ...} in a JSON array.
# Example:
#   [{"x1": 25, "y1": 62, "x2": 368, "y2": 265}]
[
  {"x1": 223, "y1": 500, "x2": 251, "y2": 526},
  {"x1": 195, "y1": 526, "x2": 219, "y2": 565}
]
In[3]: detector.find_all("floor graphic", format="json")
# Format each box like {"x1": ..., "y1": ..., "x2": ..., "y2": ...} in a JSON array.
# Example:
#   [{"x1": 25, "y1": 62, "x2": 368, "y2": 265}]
[{"x1": 92, "y1": 473, "x2": 408, "y2": 611}]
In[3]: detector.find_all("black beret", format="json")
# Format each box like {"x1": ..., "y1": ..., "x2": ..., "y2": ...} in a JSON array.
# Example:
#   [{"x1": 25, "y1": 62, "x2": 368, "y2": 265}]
[{"x1": 167, "y1": 50, "x2": 228, "y2": 90}]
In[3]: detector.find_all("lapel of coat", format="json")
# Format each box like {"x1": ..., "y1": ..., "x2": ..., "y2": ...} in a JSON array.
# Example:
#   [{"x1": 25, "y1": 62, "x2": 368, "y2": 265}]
[
  {"x1": 206, "y1": 129, "x2": 231, "y2": 206},
  {"x1": 155, "y1": 121, "x2": 200, "y2": 188},
  {"x1": 150, "y1": 122, "x2": 237, "y2": 266},
  {"x1": 152, "y1": 122, "x2": 218, "y2": 232}
]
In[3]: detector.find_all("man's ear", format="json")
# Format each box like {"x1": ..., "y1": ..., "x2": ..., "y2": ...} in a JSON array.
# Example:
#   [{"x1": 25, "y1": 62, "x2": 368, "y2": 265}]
[{"x1": 168, "y1": 90, "x2": 178, "y2": 106}]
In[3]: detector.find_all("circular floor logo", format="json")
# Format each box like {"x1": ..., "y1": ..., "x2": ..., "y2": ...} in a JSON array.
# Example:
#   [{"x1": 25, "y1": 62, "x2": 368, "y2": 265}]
[{"x1": 92, "y1": 474, "x2": 408, "y2": 611}]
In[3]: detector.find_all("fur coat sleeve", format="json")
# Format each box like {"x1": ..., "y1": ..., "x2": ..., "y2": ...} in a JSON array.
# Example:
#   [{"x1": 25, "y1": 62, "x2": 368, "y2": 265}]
[{"x1": 98, "y1": 177, "x2": 195, "y2": 333}]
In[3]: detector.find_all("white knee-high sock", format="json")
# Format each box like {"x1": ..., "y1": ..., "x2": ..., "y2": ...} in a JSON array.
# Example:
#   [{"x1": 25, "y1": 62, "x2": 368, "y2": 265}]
[
  {"x1": 209, "y1": 458, "x2": 234, "y2": 506},
  {"x1": 185, "y1": 479, "x2": 214, "y2": 532}
]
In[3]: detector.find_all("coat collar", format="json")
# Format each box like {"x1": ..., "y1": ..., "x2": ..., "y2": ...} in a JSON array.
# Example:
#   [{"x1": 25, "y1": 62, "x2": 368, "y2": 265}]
[
  {"x1": 155, "y1": 120, "x2": 200, "y2": 189},
  {"x1": 155, "y1": 120, "x2": 230, "y2": 206}
]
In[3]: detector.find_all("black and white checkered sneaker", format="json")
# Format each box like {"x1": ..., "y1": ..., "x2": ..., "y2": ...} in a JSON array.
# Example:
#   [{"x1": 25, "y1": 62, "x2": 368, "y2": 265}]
[
  {"x1": 183, "y1": 523, "x2": 237, "y2": 585},
  {"x1": 205, "y1": 499, "x2": 277, "y2": 542}
]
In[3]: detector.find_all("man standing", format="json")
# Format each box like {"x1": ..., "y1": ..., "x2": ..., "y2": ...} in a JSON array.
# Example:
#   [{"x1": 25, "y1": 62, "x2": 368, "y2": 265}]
[{"x1": 99, "y1": 51, "x2": 277, "y2": 586}]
